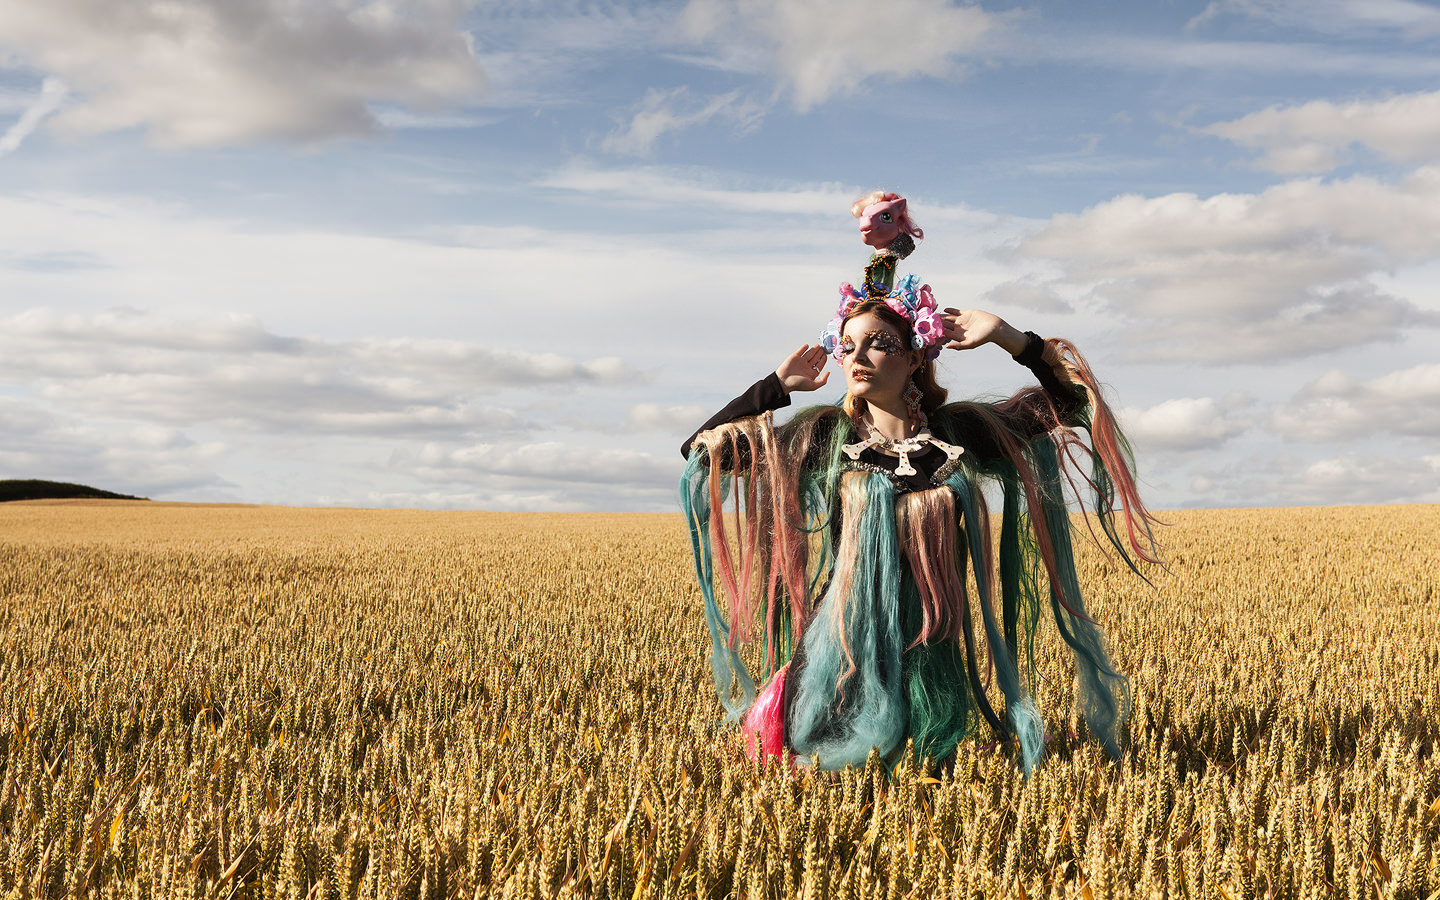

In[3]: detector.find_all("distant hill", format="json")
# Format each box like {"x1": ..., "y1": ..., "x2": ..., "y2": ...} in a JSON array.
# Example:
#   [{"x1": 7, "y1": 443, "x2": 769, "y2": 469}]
[{"x1": 0, "y1": 480, "x2": 147, "y2": 502}]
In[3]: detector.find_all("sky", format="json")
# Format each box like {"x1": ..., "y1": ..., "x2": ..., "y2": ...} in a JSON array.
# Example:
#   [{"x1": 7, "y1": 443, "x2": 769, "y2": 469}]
[{"x1": 1, "y1": 0, "x2": 1438, "y2": 512}]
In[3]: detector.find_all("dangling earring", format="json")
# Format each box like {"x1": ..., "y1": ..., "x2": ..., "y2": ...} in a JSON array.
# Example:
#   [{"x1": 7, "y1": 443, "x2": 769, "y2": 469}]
[{"x1": 903, "y1": 379, "x2": 923, "y2": 423}]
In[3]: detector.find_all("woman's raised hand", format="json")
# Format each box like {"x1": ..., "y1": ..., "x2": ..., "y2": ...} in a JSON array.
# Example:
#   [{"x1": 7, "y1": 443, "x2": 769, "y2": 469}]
[
  {"x1": 941, "y1": 308, "x2": 1027, "y2": 356},
  {"x1": 775, "y1": 344, "x2": 831, "y2": 394}
]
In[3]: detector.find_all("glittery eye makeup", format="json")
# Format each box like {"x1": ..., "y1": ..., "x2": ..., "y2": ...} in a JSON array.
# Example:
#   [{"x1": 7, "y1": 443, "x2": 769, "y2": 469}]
[
  {"x1": 840, "y1": 337, "x2": 856, "y2": 355},
  {"x1": 863, "y1": 330, "x2": 904, "y2": 354}
]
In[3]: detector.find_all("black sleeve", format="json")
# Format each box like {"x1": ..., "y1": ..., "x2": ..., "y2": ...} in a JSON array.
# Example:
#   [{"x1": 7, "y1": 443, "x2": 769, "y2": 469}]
[
  {"x1": 943, "y1": 332, "x2": 1087, "y2": 461},
  {"x1": 680, "y1": 371, "x2": 792, "y2": 459},
  {"x1": 1012, "y1": 331, "x2": 1084, "y2": 422}
]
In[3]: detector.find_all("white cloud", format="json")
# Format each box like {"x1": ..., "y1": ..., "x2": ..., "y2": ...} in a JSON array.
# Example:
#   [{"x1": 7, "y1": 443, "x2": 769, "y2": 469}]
[
  {"x1": 0, "y1": 307, "x2": 640, "y2": 436},
  {"x1": 0, "y1": 396, "x2": 228, "y2": 496},
  {"x1": 1204, "y1": 90, "x2": 1440, "y2": 174},
  {"x1": 355, "y1": 480, "x2": 677, "y2": 512},
  {"x1": 0, "y1": 76, "x2": 66, "y2": 156},
  {"x1": 1010, "y1": 168, "x2": 1440, "y2": 362},
  {"x1": 676, "y1": 0, "x2": 1001, "y2": 111},
  {"x1": 626, "y1": 402, "x2": 709, "y2": 433},
  {"x1": 1189, "y1": 452, "x2": 1440, "y2": 507},
  {"x1": 1186, "y1": 0, "x2": 1440, "y2": 37},
  {"x1": 409, "y1": 440, "x2": 683, "y2": 487},
  {"x1": 1119, "y1": 397, "x2": 1250, "y2": 451},
  {"x1": 1273, "y1": 363, "x2": 1440, "y2": 442},
  {"x1": 0, "y1": 0, "x2": 485, "y2": 146},
  {"x1": 981, "y1": 276, "x2": 1071, "y2": 314},
  {"x1": 987, "y1": 29, "x2": 1440, "y2": 80},
  {"x1": 538, "y1": 163, "x2": 858, "y2": 217},
  {"x1": 600, "y1": 87, "x2": 766, "y2": 156}
]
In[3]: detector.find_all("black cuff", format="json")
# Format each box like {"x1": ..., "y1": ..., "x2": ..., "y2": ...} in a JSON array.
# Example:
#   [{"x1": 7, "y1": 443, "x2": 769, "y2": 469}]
[
  {"x1": 761, "y1": 371, "x2": 792, "y2": 409},
  {"x1": 1011, "y1": 331, "x2": 1045, "y2": 367}
]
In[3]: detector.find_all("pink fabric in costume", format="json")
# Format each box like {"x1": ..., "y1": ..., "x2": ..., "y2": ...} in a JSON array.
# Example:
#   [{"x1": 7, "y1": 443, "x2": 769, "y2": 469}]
[{"x1": 742, "y1": 663, "x2": 794, "y2": 768}]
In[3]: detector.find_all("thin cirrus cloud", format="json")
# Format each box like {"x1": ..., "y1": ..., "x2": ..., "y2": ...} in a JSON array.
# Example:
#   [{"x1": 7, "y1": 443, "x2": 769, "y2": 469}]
[
  {"x1": 1272, "y1": 363, "x2": 1440, "y2": 443},
  {"x1": 0, "y1": 76, "x2": 67, "y2": 155},
  {"x1": 0, "y1": 308, "x2": 640, "y2": 437},
  {"x1": 1203, "y1": 89, "x2": 1440, "y2": 174},
  {"x1": 1186, "y1": 0, "x2": 1440, "y2": 37},
  {"x1": 1009, "y1": 167, "x2": 1440, "y2": 363},
  {"x1": 0, "y1": 0, "x2": 486, "y2": 146},
  {"x1": 675, "y1": 0, "x2": 1001, "y2": 112},
  {"x1": 599, "y1": 87, "x2": 767, "y2": 157}
]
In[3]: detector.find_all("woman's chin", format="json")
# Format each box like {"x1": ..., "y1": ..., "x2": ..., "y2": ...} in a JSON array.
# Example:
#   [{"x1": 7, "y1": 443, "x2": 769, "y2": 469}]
[{"x1": 847, "y1": 382, "x2": 898, "y2": 404}]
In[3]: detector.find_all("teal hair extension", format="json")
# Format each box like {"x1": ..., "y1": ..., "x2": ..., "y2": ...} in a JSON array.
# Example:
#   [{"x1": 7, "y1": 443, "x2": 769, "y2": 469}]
[
  {"x1": 998, "y1": 466, "x2": 1047, "y2": 692},
  {"x1": 1029, "y1": 438, "x2": 1132, "y2": 759},
  {"x1": 679, "y1": 451, "x2": 756, "y2": 722},
  {"x1": 899, "y1": 576, "x2": 982, "y2": 761},
  {"x1": 786, "y1": 472, "x2": 908, "y2": 769},
  {"x1": 947, "y1": 467, "x2": 1045, "y2": 775},
  {"x1": 1063, "y1": 403, "x2": 1160, "y2": 583}
]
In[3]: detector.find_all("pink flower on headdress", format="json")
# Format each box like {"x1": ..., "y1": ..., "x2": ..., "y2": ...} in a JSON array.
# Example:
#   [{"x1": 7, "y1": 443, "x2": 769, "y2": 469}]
[
  {"x1": 912, "y1": 309, "x2": 943, "y2": 345},
  {"x1": 885, "y1": 296, "x2": 909, "y2": 319},
  {"x1": 916, "y1": 283, "x2": 937, "y2": 312}
]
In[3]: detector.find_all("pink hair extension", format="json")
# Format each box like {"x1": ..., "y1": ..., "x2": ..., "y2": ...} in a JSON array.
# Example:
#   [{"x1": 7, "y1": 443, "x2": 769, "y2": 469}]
[
  {"x1": 742, "y1": 664, "x2": 794, "y2": 769},
  {"x1": 970, "y1": 486, "x2": 1002, "y2": 679},
  {"x1": 1045, "y1": 338, "x2": 1164, "y2": 566},
  {"x1": 703, "y1": 425, "x2": 746, "y2": 646},
  {"x1": 692, "y1": 413, "x2": 825, "y2": 668},
  {"x1": 960, "y1": 393, "x2": 1087, "y2": 621},
  {"x1": 895, "y1": 489, "x2": 966, "y2": 648},
  {"x1": 829, "y1": 472, "x2": 870, "y2": 693}
]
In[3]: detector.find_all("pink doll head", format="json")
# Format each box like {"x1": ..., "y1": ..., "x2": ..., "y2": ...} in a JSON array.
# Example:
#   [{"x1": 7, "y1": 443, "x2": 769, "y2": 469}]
[{"x1": 851, "y1": 191, "x2": 924, "y2": 249}]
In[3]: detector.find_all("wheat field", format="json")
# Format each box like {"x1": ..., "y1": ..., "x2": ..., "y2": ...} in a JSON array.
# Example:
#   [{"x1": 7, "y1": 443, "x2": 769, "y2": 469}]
[{"x1": 0, "y1": 500, "x2": 1436, "y2": 899}]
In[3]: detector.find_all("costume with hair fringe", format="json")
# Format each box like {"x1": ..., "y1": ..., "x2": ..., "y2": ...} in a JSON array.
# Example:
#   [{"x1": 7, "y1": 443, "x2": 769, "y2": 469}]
[{"x1": 679, "y1": 335, "x2": 1160, "y2": 773}]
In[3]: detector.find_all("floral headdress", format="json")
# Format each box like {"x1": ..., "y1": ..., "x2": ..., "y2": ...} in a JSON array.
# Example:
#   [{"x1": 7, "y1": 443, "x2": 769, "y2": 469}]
[{"x1": 819, "y1": 272, "x2": 944, "y2": 362}]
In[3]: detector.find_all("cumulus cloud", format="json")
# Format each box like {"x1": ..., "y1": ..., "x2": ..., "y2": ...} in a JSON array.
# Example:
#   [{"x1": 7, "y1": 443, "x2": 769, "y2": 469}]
[
  {"x1": 0, "y1": 396, "x2": 228, "y2": 496},
  {"x1": 981, "y1": 276, "x2": 1071, "y2": 314},
  {"x1": 626, "y1": 403, "x2": 709, "y2": 433},
  {"x1": 0, "y1": 0, "x2": 485, "y2": 146},
  {"x1": 676, "y1": 0, "x2": 1000, "y2": 111},
  {"x1": 0, "y1": 308, "x2": 641, "y2": 436},
  {"x1": 357, "y1": 480, "x2": 678, "y2": 512},
  {"x1": 1119, "y1": 397, "x2": 1250, "y2": 451},
  {"x1": 0, "y1": 76, "x2": 67, "y2": 156},
  {"x1": 600, "y1": 87, "x2": 767, "y2": 156},
  {"x1": 1272, "y1": 363, "x2": 1440, "y2": 442},
  {"x1": 1189, "y1": 452, "x2": 1440, "y2": 506},
  {"x1": 1010, "y1": 168, "x2": 1440, "y2": 362},
  {"x1": 409, "y1": 440, "x2": 683, "y2": 487},
  {"x1": 1204, "y1": 90, "x2": 1440, "y2": 173}
]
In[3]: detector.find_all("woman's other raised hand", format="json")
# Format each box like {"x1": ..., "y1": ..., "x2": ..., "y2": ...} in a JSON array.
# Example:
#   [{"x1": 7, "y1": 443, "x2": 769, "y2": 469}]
[
  {"x1": 775, "y1": 344, "x2": 831, "y2": 394},
  {"x1": 941, "y1": 308, "x2": 1028, "y2": 356}
]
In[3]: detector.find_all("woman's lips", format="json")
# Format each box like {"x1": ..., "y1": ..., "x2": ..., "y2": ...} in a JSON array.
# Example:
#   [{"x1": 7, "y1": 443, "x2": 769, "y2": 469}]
[{"x1": 850, "y1": 369, "x2": 875, "y2": 381}]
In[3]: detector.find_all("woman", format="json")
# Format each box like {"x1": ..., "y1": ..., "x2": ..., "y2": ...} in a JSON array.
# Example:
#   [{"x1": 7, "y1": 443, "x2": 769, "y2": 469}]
[{"x1": 679, "y1": 201, "x2": 1158, "y2": 774}]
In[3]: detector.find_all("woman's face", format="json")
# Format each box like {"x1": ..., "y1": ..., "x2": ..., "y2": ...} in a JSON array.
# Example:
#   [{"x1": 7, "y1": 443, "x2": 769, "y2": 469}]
[{"x1": 840, "y1": 312, "x2": 918, "y2": 405}]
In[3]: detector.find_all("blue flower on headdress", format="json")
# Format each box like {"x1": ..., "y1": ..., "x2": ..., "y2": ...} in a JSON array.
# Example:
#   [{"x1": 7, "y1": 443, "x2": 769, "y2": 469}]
[{"x1": 896, "y1": 272, "x2": 923, "y2": 312}]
